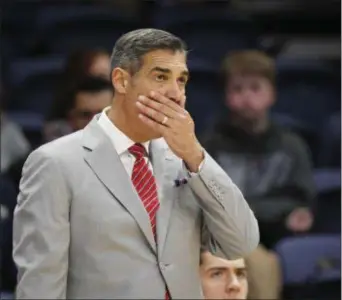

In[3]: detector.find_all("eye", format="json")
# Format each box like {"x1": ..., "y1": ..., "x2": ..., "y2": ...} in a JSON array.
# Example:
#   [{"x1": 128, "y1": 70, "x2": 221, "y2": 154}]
[
  {"x1": 251, "y1": 83, "x2": 261, "y2": 92},
  {"x1": 155, "y1": 74, "x2": 167, "y2": 82},
  {"x1": 236, "y1": 269, "x2": 247, "y2": 278},
  {"x1": 178, "y1": 77, "x2": 188, "y2": 85},
  {"x1": 210, "y1": 270, "x2": 224, "y2": 278},
  {"x1": 232, "y1": 84, "x2": 242, "y2": 93}
]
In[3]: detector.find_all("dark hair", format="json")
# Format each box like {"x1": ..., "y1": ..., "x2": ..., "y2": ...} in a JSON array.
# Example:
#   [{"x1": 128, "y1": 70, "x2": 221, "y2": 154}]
[
  {"x1": 110, "y1": 28, "x2": 187, "y2": 75},
  {"x1": 67, "y1": 76, "x2": 113, "y2": 112},
  {"x1": 49, "y1": 76, "x2": 112, "y2": 120},
  {"x1": 200, "y1": 247, "x2": 207, "y2": 265},
  {"x1": 64, "y1": 49, "x2": 110, "y2": 81},
  {"x1": 48, "y1": 49, "x2": 110, "y2": 121},
  {"x1": 73, "y1": 76, "x2": 113, "y2": 95}
]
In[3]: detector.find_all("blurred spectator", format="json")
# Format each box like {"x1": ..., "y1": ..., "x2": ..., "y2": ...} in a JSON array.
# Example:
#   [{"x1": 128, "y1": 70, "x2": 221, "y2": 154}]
[
  {"x1": 1, "y1": 112, "x2": 30, "y2": 173},
  {"x1": 4, "y1": 76, "x2": 113, "y2": 192},
  {"x1": 203, "y1": 50, "x2": 316, "y2": 246},
  {"x1": 201, "y1": 50, "x2": 316, "y2": 298},
  {"x1": 0, "y1": 175, "x2": 17, "y2": 293},
  {"x1": 51, "y1": 49, "x2": 110, "y2": 119},
  {"x1": 1, "y1": 82, "x2": 30, "y2": 174},
  {"x1": 60, "y1": 49, "x2": 110, "y2": 85},
  {"x1": 44, "y1": 75, "x2": 113, "y2": 142}
]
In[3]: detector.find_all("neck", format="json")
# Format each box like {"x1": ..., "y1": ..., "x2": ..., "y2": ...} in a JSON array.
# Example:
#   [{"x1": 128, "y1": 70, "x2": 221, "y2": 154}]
[
  {"x1": 231, "y1": 114, "x2": 269, "y2": 135},
  {"x1": 107, "y1": 98, "x2": 151, "y2": 143}
]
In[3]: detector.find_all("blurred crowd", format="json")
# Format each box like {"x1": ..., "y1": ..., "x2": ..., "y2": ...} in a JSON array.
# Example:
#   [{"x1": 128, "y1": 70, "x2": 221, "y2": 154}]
[{"x1": 1, "y1": 0, "x2": 340, "y2": 299}]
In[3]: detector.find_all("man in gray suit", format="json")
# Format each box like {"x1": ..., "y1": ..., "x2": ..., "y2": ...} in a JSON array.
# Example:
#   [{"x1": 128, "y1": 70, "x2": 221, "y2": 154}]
[{"x1": 13, "y1": 29, "x2": 259, "y2": 299}]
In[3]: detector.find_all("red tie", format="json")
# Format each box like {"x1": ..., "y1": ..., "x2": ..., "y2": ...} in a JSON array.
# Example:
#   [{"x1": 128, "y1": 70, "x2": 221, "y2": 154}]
[{"x1": 128, "y1": 143, "x2": 170, "y2": 299}]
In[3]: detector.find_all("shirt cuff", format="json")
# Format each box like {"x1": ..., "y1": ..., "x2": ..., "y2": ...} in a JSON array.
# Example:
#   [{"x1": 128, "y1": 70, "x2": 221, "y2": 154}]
[{"x1": 182, "y1": 157, "x2": 205, "y2": 178}]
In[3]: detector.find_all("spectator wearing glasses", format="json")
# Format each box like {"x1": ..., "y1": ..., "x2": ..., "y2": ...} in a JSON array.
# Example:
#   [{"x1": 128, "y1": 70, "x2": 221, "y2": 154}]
[
  {"x1": 4, "y1": 76, "x2": 113, "y2": 193},
  {"x1": 47, "y1": 49, "x2": 111, "y2": 129},
  {"x1": 44, "y1": 76, "x2": 113, "y2": 142}
]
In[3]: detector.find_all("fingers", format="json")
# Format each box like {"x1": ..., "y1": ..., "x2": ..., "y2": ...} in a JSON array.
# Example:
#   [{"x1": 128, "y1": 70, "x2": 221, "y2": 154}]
[
  {"x1": 149, "y1": 91, "x2": 187, "y2": 116},
  {"x1": 138, "y1": 113, "x2": 167, "y2": 134},
  {"x1": 136, "y1": 101, "x2": 173, "y2": 127},
  {"x1": 137, "y1": 95, "x2": 183, "y2": 120}
]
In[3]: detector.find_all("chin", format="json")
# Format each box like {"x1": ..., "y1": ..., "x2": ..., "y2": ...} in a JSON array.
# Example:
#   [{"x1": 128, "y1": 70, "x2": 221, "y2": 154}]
[
  {"x1": 138, "y1": 126, "x2": 161, "y2": 141},
  {"x1": 227, "y1": 294, "x2": 246, "y2": 300},
  {"x1": 149, "y1": 130, "x2": 162, "y2": 140}
]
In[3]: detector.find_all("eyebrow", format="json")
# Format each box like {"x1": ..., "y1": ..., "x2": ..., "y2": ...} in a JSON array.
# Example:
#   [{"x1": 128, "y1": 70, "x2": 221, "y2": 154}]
[
  {"x1": 149, "y1": 67, "x2": 189, "y2": 77},
  {"x1": 207, "y1": 266, "x2": 247, "y2": 272}
]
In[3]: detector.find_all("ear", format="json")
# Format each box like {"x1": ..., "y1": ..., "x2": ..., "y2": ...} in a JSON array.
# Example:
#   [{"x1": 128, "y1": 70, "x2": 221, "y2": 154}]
[{"x1": 112, "y1": 67, "x2": 129, "y2": 94}]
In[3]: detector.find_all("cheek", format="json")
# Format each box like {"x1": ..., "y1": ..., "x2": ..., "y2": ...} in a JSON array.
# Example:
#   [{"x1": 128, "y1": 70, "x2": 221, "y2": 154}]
[
  {"x1": 254, "y1": 88, "x2": 273, "y2": 105},
  {"x1": 239, "y1": 280, "x2": 248, "y2": 297},
  {"x1": 202, "y1": 281, "x2": 226, "y2": 299},
  {"x1": 152, "y1": 82, "x2": 173, "y2": 96},
  {"x1": 226, "y1": 92, "x2": 243, "y2": 109}
]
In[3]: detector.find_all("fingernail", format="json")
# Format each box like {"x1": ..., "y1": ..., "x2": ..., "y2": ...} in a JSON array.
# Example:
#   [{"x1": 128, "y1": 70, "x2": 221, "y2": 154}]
[
  {"x1": 138, "y1": 95, "x2": 144, "y2": 101},
  {"x1": 138, "y1": 114, "x2": 144, "y2": 119},
  {"x1": 150, "y1": 91, "x2": 155, "y2": 97},
  {"x1": 136, "y1": 101, "x2": 142, "y2": 106}
]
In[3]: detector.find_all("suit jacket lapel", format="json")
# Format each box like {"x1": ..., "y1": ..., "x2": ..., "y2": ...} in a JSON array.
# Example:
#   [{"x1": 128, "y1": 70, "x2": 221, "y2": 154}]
[
  {"x1": 150, "y1": 139, "x2": 180, "y2": 258},
  {"x1": 82, "y1": 118, "x2": 156, "y2": 253}
]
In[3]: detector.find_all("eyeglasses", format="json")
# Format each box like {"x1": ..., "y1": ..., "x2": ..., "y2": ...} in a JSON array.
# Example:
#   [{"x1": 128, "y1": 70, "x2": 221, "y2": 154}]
[{"x1": 74, "y1": 110, "x2": 102, "y2": 120}]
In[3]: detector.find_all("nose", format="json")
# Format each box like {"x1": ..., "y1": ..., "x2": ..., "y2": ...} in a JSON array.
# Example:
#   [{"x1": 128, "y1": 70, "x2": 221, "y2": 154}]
[
  {"x1": 241, "y1": 89, "x2": 253, "y2": 102},
  {"x1": 226, "y1": 275, "x2": 241, "y2": 295},
  {"x1": 164, "y1": 80, "x2": 183, "y2": 104}
]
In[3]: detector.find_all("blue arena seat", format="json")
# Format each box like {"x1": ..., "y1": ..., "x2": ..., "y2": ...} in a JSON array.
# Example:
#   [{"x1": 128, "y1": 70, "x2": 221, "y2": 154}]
[
  {"x1": 317, "y1": 113, "x2": 341, "y2": 167},
  {"x1": 312, "y1": 168, "x2": 341, "y2": 233},
  {"x1": 275, "y1": 235, "x2": 341, "y2": 300}
]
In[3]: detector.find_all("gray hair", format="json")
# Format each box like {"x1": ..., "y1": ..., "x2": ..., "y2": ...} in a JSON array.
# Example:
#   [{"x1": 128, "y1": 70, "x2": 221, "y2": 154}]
[{"x1": 110, "y1": 28, "x2": 187, "y2": 75}]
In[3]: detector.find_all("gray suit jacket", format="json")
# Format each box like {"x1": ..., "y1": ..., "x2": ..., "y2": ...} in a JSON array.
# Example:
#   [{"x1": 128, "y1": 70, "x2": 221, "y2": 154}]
[{"x1": 13, "y1": 118, "x2": 259, "y2": 299}]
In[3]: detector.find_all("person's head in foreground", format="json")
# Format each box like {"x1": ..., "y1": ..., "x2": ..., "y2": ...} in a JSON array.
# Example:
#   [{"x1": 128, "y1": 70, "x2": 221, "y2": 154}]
[
  {"x1": 221, "y1": 50, "x2": 276, "y2": 133},
  {"x1": 109, "y1": 28, "x2": 188, "y2": 142},
  {"x1": 200, "y1": 250, "x2": 248, "y2": 300}
]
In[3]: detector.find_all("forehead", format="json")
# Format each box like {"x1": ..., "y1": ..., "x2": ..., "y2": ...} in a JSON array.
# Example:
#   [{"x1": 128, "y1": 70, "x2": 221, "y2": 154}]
[
  {"x1": 141, "y1": 49, "x2": 188, "y2": 73},
  {"x1": 228, "y1": 74, "x2": 268, "y2": 84},
  {"x1": 202, "y1": 252, "x2": 245, "y2": 270}
]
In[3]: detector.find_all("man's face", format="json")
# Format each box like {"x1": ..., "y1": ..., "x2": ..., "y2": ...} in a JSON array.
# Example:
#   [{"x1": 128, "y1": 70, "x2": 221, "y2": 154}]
[
  {"x1": 121, "y1": 49, "x2": 189, "y2": 139},
  {"x1": 200, "y1": 252, "x2": 248, "y2": 300},
  {"x1": 69, "y1": 90, "x2": 112, "y2": 131},
  {"x1": 225, "y1": 75, "x2": 274, "y2": 121}
]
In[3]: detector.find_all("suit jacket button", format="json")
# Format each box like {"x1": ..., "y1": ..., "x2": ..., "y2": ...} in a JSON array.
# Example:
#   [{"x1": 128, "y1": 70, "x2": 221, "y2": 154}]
[{"x1": 159, "y1": 262, "x2": 166, "y2": 271}]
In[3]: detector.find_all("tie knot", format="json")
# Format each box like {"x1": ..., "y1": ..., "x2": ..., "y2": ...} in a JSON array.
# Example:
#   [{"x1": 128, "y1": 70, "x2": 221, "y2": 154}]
[{"x1": 128, "y1": 143, "x2": 146, "y2": 159}]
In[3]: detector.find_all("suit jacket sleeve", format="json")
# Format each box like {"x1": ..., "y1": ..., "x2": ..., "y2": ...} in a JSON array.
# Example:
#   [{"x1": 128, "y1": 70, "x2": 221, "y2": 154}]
[
  {"x1": 13, "y1": 148, "x2": 70, "y2": 299},
  {"x1": 188, "y1": 151, "x2": 259, "y2": 259}
]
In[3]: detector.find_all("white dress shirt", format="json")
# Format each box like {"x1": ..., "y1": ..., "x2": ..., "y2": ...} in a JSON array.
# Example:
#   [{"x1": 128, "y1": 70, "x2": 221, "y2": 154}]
[{"x1": 98, "y1": 107, "x2": 152, "y2": 176}]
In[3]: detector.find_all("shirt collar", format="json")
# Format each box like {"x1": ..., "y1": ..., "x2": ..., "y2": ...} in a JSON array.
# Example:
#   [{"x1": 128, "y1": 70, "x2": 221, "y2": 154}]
[{"x1": 98, "y1": 107, "x2": 150, "y2": 156}]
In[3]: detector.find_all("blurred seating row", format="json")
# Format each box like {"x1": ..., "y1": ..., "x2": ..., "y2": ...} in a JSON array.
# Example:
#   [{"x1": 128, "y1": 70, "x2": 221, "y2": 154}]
[
  {"x1": 4, "y1": 54, "x2": 340, "y2": 167},
  {"x1": 2, "y1": 3, "x2": 258, "y2": 65},
  {"x1": 2, "y1": 1, "x2": 340, "y2": 167}
]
